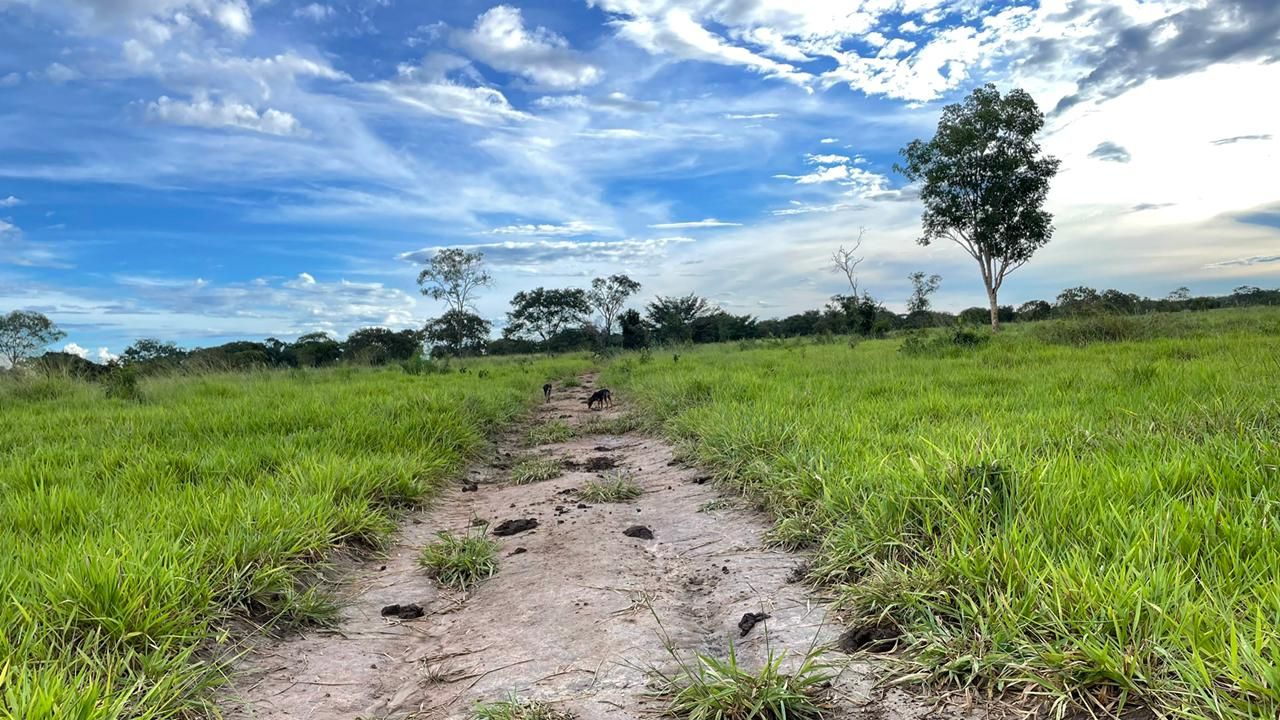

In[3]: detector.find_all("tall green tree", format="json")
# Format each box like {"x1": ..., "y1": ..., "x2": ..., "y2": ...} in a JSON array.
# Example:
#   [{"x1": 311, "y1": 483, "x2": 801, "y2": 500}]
[
  {"x1": 0, "y1": 310, "x2": 65, "y2": 368},
  {"x1": 504, "y1": 287, "x2": 591, "y2": 345},
  {"x1": 897, "y1": 84, "x2": 1061, "y2": 330},
  {"x1": 424, "y1": 309, "x2": 491, "y2": 357},
  {"x1": 588, "y1": 274, "x2": 641, "y2": 342},
  {"x1": 120, "y1": 338, "x2": 186, "y2": 367},
  {"x1": 416, "y1": 248, "x2": 492, "y2": 313},
  {"x1": 646, "y1": 293, "x2": 712, "y2": 344}
]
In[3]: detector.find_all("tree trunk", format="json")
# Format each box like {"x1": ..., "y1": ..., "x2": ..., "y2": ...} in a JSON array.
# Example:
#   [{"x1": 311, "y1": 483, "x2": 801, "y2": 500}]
[{"x1": 987, "y1": 284, "x2": 1001, "y2": 332}]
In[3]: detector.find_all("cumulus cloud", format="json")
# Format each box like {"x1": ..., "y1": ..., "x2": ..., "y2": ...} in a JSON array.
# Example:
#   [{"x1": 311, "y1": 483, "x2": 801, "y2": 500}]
[
  {"x1": 648, "y1": 218, "x2": 742, "y2": 229},
  {"x1": 0, "y1": 196, "x2": 22, "y2": 207},
  {"x1": 0, "y1": 72, "x2": 22, "y2": 86},
  {"x1": 63, "y1": 342, "x2": 117, "y2": 363},
  {"x1": 453, "y1": 5, "x2": 602, "y2": 91},
  {"x1": 146, "y1": 94, "x2": 305, "y2": 136},
  {"x1": 1089, "y1": 141, "x2": 1132, "y2": 163},
  {"x1": 113, "y1": 272, "x2": 420, "y2": 331}
]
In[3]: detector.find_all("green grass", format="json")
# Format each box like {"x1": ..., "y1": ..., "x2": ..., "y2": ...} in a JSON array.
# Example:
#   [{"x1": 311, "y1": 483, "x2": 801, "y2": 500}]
[
  {"x1": 526, "y1": 420, "x2": 575, "y2": 446},
  {"x1": 655, "y1": 644, "x2": 833, "y2": 720},
  {"x1": 418, "y1": 528, "x2": 500, "y2": 590},
  {"x1": 0, "y1": 356, "x2": 587, "y2": 720},
  {"x1": 606, "y1": 308, "x2": 1280, "y2": 719},
  {"x1": 471, "y1": 696, "x2": 576, "y2": 720},
  {"x1": 510, "y1": 456, "x2": 564, "y2": 485},
  {"x1": 578, "y1": 471, "x2": 643, "y2": 503}
]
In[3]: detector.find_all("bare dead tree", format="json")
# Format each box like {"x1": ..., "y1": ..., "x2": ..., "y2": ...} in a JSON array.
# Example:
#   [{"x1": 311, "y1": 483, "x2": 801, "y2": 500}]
[{"x1": 831, "y1": 227, "x2": 866, "y2": 296}]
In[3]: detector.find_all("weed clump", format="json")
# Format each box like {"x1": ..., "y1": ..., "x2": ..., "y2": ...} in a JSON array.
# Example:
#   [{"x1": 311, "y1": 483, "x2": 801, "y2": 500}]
[
  {"x1": 103, "y1": 366, "x2": 144, "y2": 401},
  {"x1": 418, "y1": 528, "x2": 499, "y2": 590},
  {"x1": 656, "y1": 645, "x2": 832, "y2": 720},
  {"x1": 579, "y1": 471, "x2": 643, "y2": 503},
  {"x1": 510, "y1": 457, "x2": 563, "y2": 485},
  {"x1": 899, "y1": 327, "x2": 989, "y2": 357},
  {"x1": 526, "y1": 421, "x2": 575, "y2": 446}
]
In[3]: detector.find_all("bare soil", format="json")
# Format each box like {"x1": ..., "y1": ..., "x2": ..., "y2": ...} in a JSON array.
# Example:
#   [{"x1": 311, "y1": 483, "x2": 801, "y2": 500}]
[{"x1": 221, "y1": 374, "x2": 954, "y2": 720}]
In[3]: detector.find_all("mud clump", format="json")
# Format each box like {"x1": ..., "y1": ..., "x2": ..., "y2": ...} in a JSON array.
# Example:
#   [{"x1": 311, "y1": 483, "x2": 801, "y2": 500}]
[
  {"x1": 493, "y1": 518, "x2": 539, "y2": 536},
  {"x1": 623, "y1": 525, "x2": 654, "y2": 540},
  {"x1": 461, "y1": 482, "x2": 479, "y2": 492},
  {"x1": 509, "y1": 547, "x2": 528, "y2": 556},
  {"x1": 738, "y1": 612, "x2": 770, "y2": 637},
  {"x1": 838, "y1": 624, "x2": 901, "y2": 653},
  {"x1": 380, "y1": 603, "x2": 425, "y2": 620},
  {"x1": 585, "y1": 456, "x2": 619, "y2": 471}
]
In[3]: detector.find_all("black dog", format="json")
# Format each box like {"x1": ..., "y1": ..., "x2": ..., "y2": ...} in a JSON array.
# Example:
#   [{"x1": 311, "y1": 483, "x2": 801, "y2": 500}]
[
  {"x1": 585, "y1": 388, "x2": 612, "y2": 409},
  {"x1": 542, "y1": 383, "x2": 552, "y2": 402}
]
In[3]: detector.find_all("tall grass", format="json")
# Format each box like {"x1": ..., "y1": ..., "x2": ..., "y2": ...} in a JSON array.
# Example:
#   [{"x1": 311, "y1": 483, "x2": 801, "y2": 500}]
[
  {"x1": 605, "y1": 308, "x2": 1280, "y2": 719},
  {"x1": 0, "y1": 357, "x2": 586, "y2": 719}
]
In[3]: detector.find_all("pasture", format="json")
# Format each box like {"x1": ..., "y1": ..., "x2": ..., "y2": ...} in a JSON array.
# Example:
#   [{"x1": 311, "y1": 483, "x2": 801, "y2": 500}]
[
  {"x1": 0, "y1": 358, "x2": 586, "y2": 720},
  {"x1": 605, "y1": 308, "x2": 1280, "y2": 719}
]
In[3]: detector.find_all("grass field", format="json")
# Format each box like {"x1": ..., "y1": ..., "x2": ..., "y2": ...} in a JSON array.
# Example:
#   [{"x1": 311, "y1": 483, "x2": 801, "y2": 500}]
[
  {"x1": 0, "y1": 357, "x2": 586, "y2": 720},
  {"x1": 605, "y1": 308, "x2": 1280, "y2": 719}
]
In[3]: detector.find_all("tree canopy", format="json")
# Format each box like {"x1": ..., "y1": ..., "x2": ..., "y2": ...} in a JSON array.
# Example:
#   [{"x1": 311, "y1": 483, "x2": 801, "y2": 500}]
[
  {"x1": 0, "y1": 311, "x2": 66, "y2": 368},
  {"x1": 897, "y1": 83, "x2": 1060, "y2": 330},
  {"x1": 505, "y1": 287, "x2": 591, "y2": 344},
  {"x1": 588, "y1": 274, "x2": 642, "y2": 342},
  {"x1": 416, "y1": 248, "x2": 492, "y2": 314}
]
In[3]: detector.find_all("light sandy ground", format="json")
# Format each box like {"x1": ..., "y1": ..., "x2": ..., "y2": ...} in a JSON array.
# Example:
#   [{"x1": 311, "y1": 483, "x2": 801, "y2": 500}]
[{"x1": 221, "y1": 374, "x2": 959, "y2": 720}]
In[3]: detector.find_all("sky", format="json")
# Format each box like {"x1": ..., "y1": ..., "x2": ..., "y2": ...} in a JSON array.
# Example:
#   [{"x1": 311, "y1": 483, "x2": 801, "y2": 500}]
[{"x1": 0, "y1": 0, "x2": 1278, "y2": 360}]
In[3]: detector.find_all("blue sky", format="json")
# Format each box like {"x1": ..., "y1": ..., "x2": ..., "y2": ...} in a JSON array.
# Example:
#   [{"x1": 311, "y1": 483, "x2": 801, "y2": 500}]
[{"x1": 1, "y1": 0, "x2": 1278, "y2": 360}]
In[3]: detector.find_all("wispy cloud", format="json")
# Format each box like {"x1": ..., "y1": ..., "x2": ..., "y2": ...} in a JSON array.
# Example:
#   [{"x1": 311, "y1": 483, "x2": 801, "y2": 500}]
[
  {"x1": 1211, "y1": 134, "x2": 1273, "y2": 146},
  {"x1": 486, "y1": 221, "x2": 610, "y2": 237},
  {"x1": 1088, "y1": 141, "x2": 1131, "y2": 163},
  {"x1": 648, "y1": 218, "x2": 742, "y2": 229}
]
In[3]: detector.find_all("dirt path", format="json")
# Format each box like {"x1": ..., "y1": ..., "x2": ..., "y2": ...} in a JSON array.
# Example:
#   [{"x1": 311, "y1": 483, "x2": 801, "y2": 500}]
[{"x1": 222, "y1": 374, "x2": 940, "y2": 720}]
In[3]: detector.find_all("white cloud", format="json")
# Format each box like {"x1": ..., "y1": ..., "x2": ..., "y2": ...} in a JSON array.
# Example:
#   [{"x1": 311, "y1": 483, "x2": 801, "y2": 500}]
[
  {"x1": 63, "y1": 342, "x2": 117, "y2": 363},
  {"x1": 725, "y1": 112, "x2": 779, "y2": 120},
  {"x1": 0, "y1": 72, "x2": 20, "y2": 87},
  {"x1": 399, "y1": 236, "x2": 695, "y2": 267},
  {"x1": 0, "y1": 196, "x2": 22, "y2": 207},
  {"x1": 648, "y1": 218, "x2": 742, "y2": 229},
  {"x1": 454, "y1": 5, "x2": 602, "y2": 91},
  {"x1": 293, "y1": 3, "x2": 333, "y2": 22},
  {"x1": 146, "y1": 94, "x2": 305, "y2": 136},
  {"x1": 775, "y1": 164, "x2": 851, "y2": 184},
  {"x1": 122, "y1": 39, "x2": 154, "y2": 65},
  {"x1": 374, "y1": 55, "x2": 531, "y2": 126},
  {"x1": 44, "y1": 63, "x2": 80, "y2": 83},
  {"x1": 805, "y1": 153, "x2": 849, "y2": 165},
  {"x1": 486, "y1": 221, "x2": 607, "y2": 237},
  {"x1": 819, "y1": 137, "x2": 837, "y2": 144}
]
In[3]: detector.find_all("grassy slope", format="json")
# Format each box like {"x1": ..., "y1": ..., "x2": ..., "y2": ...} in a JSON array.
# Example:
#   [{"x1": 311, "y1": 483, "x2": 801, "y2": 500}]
[
  {"x1": 605, "y1": 309, "x2": 1280, "y2": 719},
  {"x1": 0, "y1": 357, "x2": 586, "y2": 720}
]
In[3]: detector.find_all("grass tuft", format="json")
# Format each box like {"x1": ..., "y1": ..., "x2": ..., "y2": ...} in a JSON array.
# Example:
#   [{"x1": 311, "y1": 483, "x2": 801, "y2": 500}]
[
  {"x1": 418, "y1": 528, "x2": 499, "y2": 591},
  {"x1": 471, "y1": 696, "x2": 576, "y2": 720},
  {"x1": 655, "y1": 644, "x2": 832, "y2": 720},
  {"x1": 578, "y1": 471, "x2": 643, "y2": 503},
  {"x1": 525, "y1": 420, "x2": 575, "y2": 446},
  {"x1": 510, "y1": 457, "x2": 563, "y2": 485}
]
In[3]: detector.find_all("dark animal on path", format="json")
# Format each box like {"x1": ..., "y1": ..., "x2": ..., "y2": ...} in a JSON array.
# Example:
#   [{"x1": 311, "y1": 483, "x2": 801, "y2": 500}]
[
  {"x1": 673, "y1": 353, "x2": 680, "y2": 363},
  {"x1": 585, "y1": 388, "x2": 612, "y2": 409},
  {"x1": 542, "y1": 383, "x2": 552, "y2": 402}
]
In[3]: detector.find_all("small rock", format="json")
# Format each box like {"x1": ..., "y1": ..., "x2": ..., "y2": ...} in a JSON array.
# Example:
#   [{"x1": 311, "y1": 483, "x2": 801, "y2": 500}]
[
  {"x1": 509, "y1": 547, "x2": 527, "y2": 556},
  {"x1": 623, "y1": 525, "x2": 654, "y2": 540},
  {"x1": 461, "y1": 482, "x2": 479, "y2": 492}
]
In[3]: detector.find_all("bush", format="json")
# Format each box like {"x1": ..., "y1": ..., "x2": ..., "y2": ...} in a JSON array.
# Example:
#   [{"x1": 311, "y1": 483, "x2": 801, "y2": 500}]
[
  {"x1": 103, "y1": 366, "x2": 144, "y2": 401},
  {"x1": 899, "y1": 328, "x2": 989, "y2": 357},
  {"x1": 1035, "y1": 315, "x2": 1148, "y2": 346}
]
